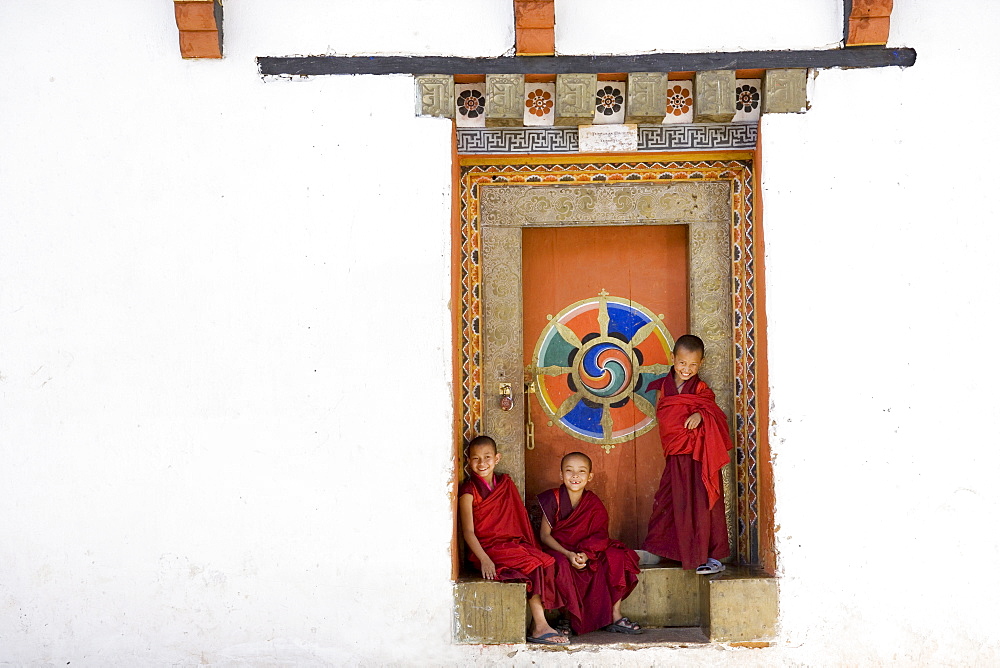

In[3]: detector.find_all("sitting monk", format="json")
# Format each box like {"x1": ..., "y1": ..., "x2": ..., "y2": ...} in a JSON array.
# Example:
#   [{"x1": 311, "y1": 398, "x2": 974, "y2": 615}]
[
  {"x1": 537, "y1": 452, "x2": 642, "y2": 636},
  {"x1": 458, "y1": 435, "x2": 569, "y2": 645}
]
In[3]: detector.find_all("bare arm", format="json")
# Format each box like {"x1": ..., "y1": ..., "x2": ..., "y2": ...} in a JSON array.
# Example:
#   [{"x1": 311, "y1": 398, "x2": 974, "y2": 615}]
[
  {"x1": 540, "y1": 517, "x2": 587, "y2": 569},
  {"x1": 459, "y1": 493, "x2": 497, "y2": 580}
]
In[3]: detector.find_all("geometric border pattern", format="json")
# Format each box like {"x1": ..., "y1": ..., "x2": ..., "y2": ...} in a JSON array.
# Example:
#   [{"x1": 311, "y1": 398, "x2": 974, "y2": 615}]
[
  {"x1": 456, "y1": 123, "x2": 757, "y2": 154},
  {"x1": 459, "y1": 157, "x2": 760, "y2": 565}
]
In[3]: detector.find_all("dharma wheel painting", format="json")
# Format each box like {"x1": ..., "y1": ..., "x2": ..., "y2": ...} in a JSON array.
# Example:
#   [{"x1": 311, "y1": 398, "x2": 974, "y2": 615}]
[{"x1": 530, "y1": 291, "x2": 675, "y2": 452}]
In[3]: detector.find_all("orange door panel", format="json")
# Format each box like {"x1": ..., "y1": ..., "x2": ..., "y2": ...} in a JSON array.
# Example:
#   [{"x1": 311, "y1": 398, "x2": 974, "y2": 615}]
[{"x1": 522, "y1": 225, "x2": 688, "y2": 548}]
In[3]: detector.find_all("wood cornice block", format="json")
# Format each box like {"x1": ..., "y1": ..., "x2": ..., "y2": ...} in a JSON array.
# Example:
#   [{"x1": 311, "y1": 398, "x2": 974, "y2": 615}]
[
  {"x1": 847, "y1": 16, "x2": 891, "y2": 46},
  {"x1": 849, "y1": 0, "x2": 894, "y2": 18},
  {"x1": 414, "y1": 74, "x2": 455, "y2": 118},
  {"x1": 485, "y1": 74, "x2": 526, "y2": 126},
  {"x1": 694, "y1": 70, "x2": 736, "y2": 123},
  {"x1": 180, "y1": 30, "x2": 222, "y2": 59},
  {"x1": 625, "y1": 72, "x2": 669, "y2": 124},
  {"x1": 555, "y1": 73, "x2": 598, "y2": 125},
  {"x1": 514, "y1": 0, "x2": 555, "y2": 29},
  {"x1": 762, "y1": 69, "x2": 807, "y2": 113}
]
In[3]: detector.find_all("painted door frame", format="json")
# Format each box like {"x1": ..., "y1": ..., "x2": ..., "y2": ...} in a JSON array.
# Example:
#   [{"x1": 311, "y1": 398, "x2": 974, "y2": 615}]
[{"x1": 455, "y1": 153, "x2": 765, "y2": 567}]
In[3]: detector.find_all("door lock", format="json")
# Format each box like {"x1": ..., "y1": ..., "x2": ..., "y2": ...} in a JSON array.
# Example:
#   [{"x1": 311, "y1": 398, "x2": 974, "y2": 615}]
[{"x1": 499, "y1": 383, "x2": 514, "y2": 412}]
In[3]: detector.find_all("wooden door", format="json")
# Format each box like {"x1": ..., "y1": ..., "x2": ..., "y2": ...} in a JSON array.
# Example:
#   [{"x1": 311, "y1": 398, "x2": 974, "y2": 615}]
[{"x1": 522, "y1": 224, "x2": 688, "y2": 548}]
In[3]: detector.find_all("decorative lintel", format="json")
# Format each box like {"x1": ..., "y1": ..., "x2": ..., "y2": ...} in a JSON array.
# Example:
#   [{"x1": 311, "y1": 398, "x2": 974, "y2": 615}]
[{"x1": 258, "y1": 46, "x2": 915, "y2": 77}]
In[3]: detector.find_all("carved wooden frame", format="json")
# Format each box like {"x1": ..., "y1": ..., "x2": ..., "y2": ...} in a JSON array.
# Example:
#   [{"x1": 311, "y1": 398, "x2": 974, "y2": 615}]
[{"x1": 457, "y1": 155, "x2": 761, "y2": 565}]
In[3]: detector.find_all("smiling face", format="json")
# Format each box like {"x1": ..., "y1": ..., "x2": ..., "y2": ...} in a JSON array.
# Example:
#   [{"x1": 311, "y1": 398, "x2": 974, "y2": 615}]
[
  {"x1": 468, "y1": 443, "x2": 501, "y2": 483},
  {"x1": 673, "y1": 347, "x2": 704, "y2": 383},
  {"x1": 560, "y1": 454, "x2": 594, "y2": 493}
]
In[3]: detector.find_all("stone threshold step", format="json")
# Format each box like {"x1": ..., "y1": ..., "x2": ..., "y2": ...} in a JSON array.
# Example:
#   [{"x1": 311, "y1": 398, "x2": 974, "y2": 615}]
[
  {"x1": 454, "y1": 564, "x2": 777, "y2": 644},
  {"x1": 526, "y1": 626, "x2": 709, "y2": 651}
]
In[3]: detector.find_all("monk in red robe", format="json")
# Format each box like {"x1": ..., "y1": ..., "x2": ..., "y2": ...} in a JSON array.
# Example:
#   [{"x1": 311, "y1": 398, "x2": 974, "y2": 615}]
[
  {"x1": 641, "y1": 334, "x2": 733, "y2": 573},
  {"x1": 538, "y1": 452, "x2": 641, "y2": 635},
  {"x1": 458, "y1": 435, "x2": 568, "y2": 645}
]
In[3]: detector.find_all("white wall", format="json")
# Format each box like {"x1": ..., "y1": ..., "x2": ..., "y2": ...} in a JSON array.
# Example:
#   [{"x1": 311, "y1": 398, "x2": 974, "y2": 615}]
[
  {"x1": 1, "y1": 0, "x2": 997, "y2": 665},
  {"x1": 557, "y1": 0, "x2": 843, "y2": 54},
  {"x1": 763, "y1": 0, "x2": 1000, "y2": 661}
]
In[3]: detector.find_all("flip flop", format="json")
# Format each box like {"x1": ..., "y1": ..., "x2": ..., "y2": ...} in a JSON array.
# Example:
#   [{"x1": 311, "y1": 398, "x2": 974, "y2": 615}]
[
  {"x1": 696, "y1": 558, "x2": 726, "y2": 575},
  {"x1": 527, "y1": 631, "x2": 569, "y2": 645},
  {"x1": 604, "y1": 617, "x2": 642, "y2": 634}
]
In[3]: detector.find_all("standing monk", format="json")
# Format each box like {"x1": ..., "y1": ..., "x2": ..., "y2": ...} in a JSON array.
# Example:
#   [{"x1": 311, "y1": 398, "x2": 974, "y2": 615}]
[
  {"x1": 458, "y1": 435, "x2": 569, "y2": 645},
  {"x1": 641, "y1": 334, "x2": 733, "y2": 574},
  {"x1": 538, "y1": 452, "x2": 641, "y2": 636}
]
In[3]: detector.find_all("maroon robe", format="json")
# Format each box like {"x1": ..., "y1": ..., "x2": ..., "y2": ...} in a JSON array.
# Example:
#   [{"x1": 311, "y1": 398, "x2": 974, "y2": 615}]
[
  {"x1": 459, "y1": 473, "x2": 559, "y2": 608},
  {"x1": 642, "y1": 370, "x2": 732, "y2": 569},
  {"x1": 538, "y1": 485, "x2": 640, "y2": 635}
]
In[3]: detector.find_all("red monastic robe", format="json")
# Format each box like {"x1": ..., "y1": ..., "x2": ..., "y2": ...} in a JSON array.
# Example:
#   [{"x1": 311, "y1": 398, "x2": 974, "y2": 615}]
[
  {"x1": 459, "y1": 473, "x2": 559, "y2": 608},
  {"x1": 642, "y1": 371, "x2": 732, "y2": 569},
  {"x1": 538, "y1": 485, "x2": 640, "y2": 635}
]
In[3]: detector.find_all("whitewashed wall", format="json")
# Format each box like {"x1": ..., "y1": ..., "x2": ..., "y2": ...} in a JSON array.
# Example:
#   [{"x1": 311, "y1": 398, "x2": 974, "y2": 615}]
[{"x1": 1, "y1": 0, "x2": 997, "y2": 665}]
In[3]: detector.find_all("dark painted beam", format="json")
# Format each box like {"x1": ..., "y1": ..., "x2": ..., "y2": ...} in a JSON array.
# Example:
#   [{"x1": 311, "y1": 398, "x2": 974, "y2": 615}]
[
  {"x1": 844, "y1": 0, "x2": 853, "y2": 45},
  {"x1": 258, "y1": 47, "x2": 915, "y2": 76}
]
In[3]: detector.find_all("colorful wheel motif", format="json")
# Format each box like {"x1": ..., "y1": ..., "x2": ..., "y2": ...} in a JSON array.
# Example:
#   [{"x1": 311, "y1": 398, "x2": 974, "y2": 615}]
[{"x1": 530, "y1": 291, "x2": 675, "y2": 451}]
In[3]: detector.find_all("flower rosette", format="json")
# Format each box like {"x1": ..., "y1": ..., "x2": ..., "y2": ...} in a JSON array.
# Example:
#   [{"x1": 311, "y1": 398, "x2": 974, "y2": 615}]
[{"x1": 595, "y1": 86, "x2": 624, "y2": 116}]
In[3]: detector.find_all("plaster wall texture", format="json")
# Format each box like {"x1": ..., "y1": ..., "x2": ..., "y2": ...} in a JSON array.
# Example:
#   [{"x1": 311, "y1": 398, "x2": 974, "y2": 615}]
[
  {"x1": 556, "y1": 0, "x2": 843, "y2": 54},
  {"x1": 1, "y1": 0, "x2": 998, "y2": 665}
]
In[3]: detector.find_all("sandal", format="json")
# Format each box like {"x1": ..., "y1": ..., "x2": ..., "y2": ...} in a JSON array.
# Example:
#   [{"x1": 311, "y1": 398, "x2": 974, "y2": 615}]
[
  {"x1": 696, "y1": 558, "x2": 725, "y2": 575},
  {"x1": 604, "y1": 617, "x2": 642, "y2": 634}
]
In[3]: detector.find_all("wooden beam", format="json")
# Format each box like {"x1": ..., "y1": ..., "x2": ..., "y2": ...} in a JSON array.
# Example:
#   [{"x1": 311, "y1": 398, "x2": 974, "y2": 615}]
[{"x1": 258, "y1": 47, "x2": 915, "y2": 77}]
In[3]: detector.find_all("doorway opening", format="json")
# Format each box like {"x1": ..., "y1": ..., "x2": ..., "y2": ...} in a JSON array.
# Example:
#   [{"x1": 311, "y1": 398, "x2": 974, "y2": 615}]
[{"x1": 452, "y1": 154, "x2": 775, "y2": 644}]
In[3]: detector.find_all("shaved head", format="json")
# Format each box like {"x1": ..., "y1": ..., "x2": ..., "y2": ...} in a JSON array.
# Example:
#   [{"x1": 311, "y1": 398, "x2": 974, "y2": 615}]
[
  {"x1": 561, "y1": 451, "x2": 592, "y2": 470},
  {"x1": 468, "y1": 435, "x2": 497, "y2": 454},
  {"x1": 673, "y1": 334, "x2": 705, "y2": 357}
]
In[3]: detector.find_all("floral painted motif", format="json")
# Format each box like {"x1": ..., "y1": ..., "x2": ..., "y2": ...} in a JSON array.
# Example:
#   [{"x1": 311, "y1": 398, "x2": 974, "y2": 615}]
[
  {"x1": 736, "y1": 84, "x2": 760, "y2": 113},
  {"x1": 458, "y1": 89, "x2": 486, "y2": 118},
  {"x1": 666, "y1": 84, "x2": 693, "y2": 116},
  {"x1": 525, "y1": 88, "x2": 553, "y2": 117},
  {"x1": 596, "y1": 85, "x2": 624, "y2": 116}
]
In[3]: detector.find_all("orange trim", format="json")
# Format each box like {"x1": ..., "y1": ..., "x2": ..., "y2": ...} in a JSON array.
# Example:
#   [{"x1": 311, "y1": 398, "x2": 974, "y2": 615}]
[
  {"x1": 174, "y1": 1, "x2": 222, "y2": 59},
  {"x1": 847, "y1": 16, "x2": 891, "y2": 46},
  {"x1": 849, "y1": 0, "x2": 893, "y2": 18},
  {"x1": 459, "y1": 151, "x2": 754, "y2": 167},
  {"x1": 753, "y1": 125, "x2": 776, "y2": 576},
  {"x1": 514, "y1": 0, "x2": 555, "y2": 29},
  {"x1": 174, "y1": 2, "x2": 216, "y2": 30},
  {"x1": 179, "y1": 30, "x2": 221, "y2": 59},
  {"x1": 451, "y1": 123, "x2": 464, "y2": 581},
  {"x1": 514, "y1": 0, "x2": 555, "y2": 55},
  {"x1": 515, "y1": 27, "x2": 555, "y2": 56}
]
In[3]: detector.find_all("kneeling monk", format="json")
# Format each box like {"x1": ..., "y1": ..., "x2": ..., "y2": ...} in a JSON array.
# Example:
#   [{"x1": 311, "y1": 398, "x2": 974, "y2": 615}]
[{"x1": 538, "y1": 452, "x2": 641, "y2": 636}]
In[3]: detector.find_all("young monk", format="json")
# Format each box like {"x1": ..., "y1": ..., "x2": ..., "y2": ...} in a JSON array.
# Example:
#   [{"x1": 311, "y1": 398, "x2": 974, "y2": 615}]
[
  {"x1": 458, "y1": 435, "x2": 569, "y2": 645},
  {"x1": 538, "y1": 452, "x2": 642, "y2": 636},
  {"x1": 641, "y1": 334, "x2": 733, "y2": 574}
]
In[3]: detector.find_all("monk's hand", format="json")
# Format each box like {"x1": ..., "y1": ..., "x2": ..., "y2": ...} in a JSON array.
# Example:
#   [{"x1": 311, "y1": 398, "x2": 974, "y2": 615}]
[
  {"x1": 685, "y1": 411, "x2": 703, "y2": 429},
  {"x1": 481, "y1": 558, "x2": 497, "y2": 580},
  {"x1": 572, "y1": 552, "x2": 588, "y2": 569}
]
